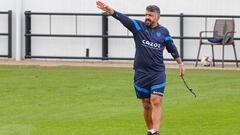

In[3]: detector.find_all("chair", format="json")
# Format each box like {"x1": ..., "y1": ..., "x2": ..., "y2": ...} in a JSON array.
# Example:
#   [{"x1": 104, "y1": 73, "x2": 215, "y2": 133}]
[{"x1": 195, "y1": 19, "x2": 239, "y2": 68}]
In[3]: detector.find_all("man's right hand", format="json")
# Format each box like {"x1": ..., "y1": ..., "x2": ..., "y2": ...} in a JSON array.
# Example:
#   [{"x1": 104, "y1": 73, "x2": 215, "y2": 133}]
[{"x1": 96, "y1": 0, "x2": 114, "y2": 15}]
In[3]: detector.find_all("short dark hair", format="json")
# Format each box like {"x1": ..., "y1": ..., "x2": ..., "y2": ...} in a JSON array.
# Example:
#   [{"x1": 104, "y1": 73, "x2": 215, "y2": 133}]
[{"x1": 146, "y1": 5, "x2": 161, "y2": 16}]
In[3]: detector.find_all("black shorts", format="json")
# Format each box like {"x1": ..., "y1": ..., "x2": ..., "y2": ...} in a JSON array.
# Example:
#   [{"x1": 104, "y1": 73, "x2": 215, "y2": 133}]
[{"x1": 133, "y1": 71, "x2": 166, "y2": 99}]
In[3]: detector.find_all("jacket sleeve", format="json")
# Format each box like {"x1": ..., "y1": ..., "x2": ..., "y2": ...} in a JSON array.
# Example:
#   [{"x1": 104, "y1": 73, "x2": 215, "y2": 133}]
[
  {"x1": 112, "y1": 11, "x2": 137, "y2": 33},
  {"x1": 164, "y1": 30, "x2": 180, "y2": 59}
]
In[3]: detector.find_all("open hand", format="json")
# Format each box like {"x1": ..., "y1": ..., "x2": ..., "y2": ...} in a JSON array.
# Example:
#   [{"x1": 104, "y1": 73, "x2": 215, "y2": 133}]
[{"x1": 96, "y1": 0, "x2": 114, "y2": 14}]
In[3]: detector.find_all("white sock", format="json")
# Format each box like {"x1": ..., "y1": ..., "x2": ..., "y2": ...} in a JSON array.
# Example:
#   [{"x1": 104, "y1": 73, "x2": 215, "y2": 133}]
[
  {"x1": 148, "y1": 129, "x2": 153, "y2": 132},
  {"x1": 149, "y1": 129, "x2": 156, "y2": 134}
]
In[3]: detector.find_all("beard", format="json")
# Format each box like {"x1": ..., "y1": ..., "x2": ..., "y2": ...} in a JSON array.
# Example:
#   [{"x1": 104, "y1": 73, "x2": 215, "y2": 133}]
[{"x1": 145, "y1": 19, "x2": 153, "y2": 28}]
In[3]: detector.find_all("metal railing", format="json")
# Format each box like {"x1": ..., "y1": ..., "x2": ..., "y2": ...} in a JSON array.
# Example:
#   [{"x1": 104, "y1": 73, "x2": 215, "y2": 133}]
[
  {"x1": 0, "y1": 10, "x2": 12, "y2": 58},
  {"x1": 25, "y1": 11, "x2": 240, "y2": 62}
]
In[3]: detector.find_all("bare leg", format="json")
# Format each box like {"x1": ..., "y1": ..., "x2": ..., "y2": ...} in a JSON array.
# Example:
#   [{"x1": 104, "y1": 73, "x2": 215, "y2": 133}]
[
  {"x1": 150, "y1": 94, "x2": 163, "y2": 132},
  {"x1": 142, "y1": 99, "x2": 153, "y2": 130}
]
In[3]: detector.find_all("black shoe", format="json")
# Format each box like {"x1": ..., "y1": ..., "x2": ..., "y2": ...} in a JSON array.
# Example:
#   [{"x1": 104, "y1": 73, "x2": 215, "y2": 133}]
[
  {"x1": 152, "y1": 131, "x2": 159, "y2": 135},
  {"x1": 148, "y1": 131, "x2": 159, "y2": 135}
]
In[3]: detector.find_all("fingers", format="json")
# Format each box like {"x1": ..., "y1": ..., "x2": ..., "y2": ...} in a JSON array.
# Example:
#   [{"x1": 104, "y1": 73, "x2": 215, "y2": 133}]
[
  {"x1": 180, "y1": 72, "x2": 184, "y2": 76},
  {"x1": 180, "y1": 73, "x2": 184, "y2": 76},
  {"x1": 96, "y1": 2, "x2": 103, "y2": 9},
  {"x1": 96, "y1": 0, "x2": 103, "y2": 6},
  {"x1": 96, "y1": 0, "x2": 114, "y2": 14},
  {"x1": 96, "y1": 1, "x2": 109, "y2": 12},
  {"x1": 179, "y1": 67, "x2": 185, "y2": 76},
  {"x1": 96, "y1": 0, "x2": 106, "y2": 9}
]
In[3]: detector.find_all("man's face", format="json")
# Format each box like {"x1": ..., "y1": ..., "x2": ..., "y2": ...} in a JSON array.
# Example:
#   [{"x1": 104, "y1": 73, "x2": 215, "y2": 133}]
[{"x1": 144, "y1": 11, "x2": 160, "y2": 28}]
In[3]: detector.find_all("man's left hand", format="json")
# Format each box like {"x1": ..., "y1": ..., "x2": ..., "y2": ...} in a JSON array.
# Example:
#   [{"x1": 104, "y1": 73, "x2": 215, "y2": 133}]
[{"x1": 179, "y1": 64, "x2": 185, "y2": 76}]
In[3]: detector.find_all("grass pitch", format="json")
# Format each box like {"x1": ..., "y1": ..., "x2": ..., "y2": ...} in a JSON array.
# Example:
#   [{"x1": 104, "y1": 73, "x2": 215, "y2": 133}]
[{"x1": 0, "y1": 65, "x2": 239, "y2": 135}]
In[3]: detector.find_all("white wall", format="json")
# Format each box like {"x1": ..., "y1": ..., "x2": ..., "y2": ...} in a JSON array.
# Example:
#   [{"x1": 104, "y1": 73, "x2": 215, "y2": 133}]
[
  {"x1": 0, "y1": 0, "x2": 15, "y2": 57},
  {"x1": 0, "y1": 0, "x2": 240, "y2": 60}
]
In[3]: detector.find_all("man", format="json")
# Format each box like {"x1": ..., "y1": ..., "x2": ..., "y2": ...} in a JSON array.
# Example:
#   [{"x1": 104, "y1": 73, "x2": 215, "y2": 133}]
[{"x1": 96, "y1": 1, "x2": 185, "y2": 135}]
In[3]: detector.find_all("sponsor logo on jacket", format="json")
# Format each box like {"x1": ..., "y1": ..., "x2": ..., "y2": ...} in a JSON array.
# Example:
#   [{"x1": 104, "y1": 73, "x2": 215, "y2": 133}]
[{"x1": 142, "y1": 40, "x2": 163, "y2": 50}]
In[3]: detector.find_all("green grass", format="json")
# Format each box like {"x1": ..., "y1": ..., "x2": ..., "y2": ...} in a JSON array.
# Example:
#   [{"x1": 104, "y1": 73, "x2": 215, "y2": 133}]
[{"x1": 0, "y1": 65, "x2": 239, "y2": 135}]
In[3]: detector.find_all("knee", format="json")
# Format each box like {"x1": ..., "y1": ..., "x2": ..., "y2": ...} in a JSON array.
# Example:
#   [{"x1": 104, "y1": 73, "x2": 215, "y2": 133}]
[
  {"x1": 151, "y1": 97, "x2": 162, "y2": 107},
  {"x1": 151, "y1": 101, "x2": 162, "y2": 107},
  {"x1": 143, "y1": 102, "x2": 152, "y2": 110}
]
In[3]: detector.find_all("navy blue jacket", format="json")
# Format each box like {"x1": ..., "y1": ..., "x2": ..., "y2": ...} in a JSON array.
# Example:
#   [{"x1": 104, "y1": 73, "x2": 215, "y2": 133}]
[{"x1": 112, "y1": 11, "x2": 180, "y2": 73}]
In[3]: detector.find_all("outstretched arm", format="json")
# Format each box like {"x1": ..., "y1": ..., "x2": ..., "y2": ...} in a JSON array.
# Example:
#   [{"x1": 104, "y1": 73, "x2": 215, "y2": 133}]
[{"x1": 96, "y1": 0, "x2": 136, "y2": 32}]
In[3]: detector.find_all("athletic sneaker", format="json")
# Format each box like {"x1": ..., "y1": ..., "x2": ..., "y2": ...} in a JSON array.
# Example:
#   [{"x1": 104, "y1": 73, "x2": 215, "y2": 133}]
[
  {"x1": 147, "y1": 131, "x2": 159, "y2": 135},
  {"x1": 152, "y1": 131, "x2": 160, "y2": 135}
]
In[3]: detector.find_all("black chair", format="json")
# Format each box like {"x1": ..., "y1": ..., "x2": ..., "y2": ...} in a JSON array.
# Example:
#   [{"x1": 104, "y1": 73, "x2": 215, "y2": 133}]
[{"x1": 195, "y1": 19, "x2": 239, "y2": 68}]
